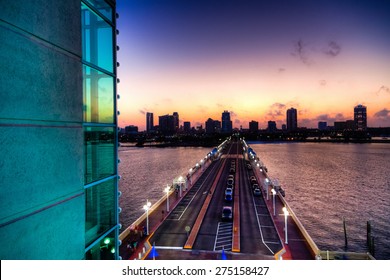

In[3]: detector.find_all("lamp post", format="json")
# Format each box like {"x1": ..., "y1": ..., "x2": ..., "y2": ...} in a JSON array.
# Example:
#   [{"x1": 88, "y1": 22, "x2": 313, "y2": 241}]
[
  {"x1": 164, "y1": 185, "x2": 170, "y2": 212},
  {"x1": 189, "y1": 168, "x2": 193, "y2": 185},
  {"x1": 200, "y1": 159, "x2": 204, "y2": 171},
  {"x1": 143, "y1": 200, "x2": 152, "y2": 236},
  {"x1": 271, "y1": 189, "x2": 276, "y2": 216},
  {"x1": 283, "y1": 207, "x2": 289, "y2": 244}
]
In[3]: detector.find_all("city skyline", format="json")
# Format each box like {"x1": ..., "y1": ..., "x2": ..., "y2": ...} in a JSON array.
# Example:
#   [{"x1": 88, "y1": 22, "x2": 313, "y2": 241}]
[{"x1": 117, "y1": 0, "x2": 390, "y2": 131}]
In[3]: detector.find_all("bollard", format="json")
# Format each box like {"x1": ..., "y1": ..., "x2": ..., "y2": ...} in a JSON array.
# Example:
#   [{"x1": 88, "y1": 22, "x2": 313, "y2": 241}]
[
  {"x1": 143, "y1": 247, "x2": 146, "y2": 254},
  {"x1": 138, "y1": 252, "x2": 141, "y2": 259}
]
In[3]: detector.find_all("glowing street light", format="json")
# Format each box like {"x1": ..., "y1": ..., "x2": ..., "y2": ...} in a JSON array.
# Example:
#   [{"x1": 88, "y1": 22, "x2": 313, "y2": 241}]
[
  {"x1": 143, "y1": 200, "x2": 152, "y2": 236},
  {"x1": 271, "y1": 188, "x2": 276, "y2": 216},
  {"x1": 283, "y1": 207, "x2": 289, "y2": 244},
  {"x1": 164, "y1": 185, "x2": 170, "y2": 212}
]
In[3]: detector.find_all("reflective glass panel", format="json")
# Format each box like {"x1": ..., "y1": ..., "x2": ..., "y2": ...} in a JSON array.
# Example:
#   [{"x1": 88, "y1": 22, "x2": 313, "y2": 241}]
[
  {"x1": 82, "y1": 3, "x2": 113, "y2": 72},
  {"x1": 84, "y1": 0, "x2": 113, "y2": 22},
  {"x1": 85, "y1": 179, "x2": 116, "y2": 247},
  {"x1": 83, "y1": 65, "x2": 114, "y2": 124},
  {"x1": 85, "y1": 231, "x2": 116, "y2": 260},
  {"x1": 84, "y1": 126, "x2": 115, "y2": 184}
]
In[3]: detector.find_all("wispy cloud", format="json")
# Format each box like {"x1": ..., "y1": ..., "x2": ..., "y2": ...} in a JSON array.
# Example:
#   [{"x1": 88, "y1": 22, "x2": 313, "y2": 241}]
[
  {"x1": 267, "y1": 103, "x2": 286, "y2": 118},
  {"x1": 374, "y1": 108, "x2": 390, "y2": 119},
  {"x1": 230, "y1": 111, "x2": 238, "y2": 118},
  {"x1": 278, "y1": 68, "x2": 286, "y2": 73},
  {"x1": 319, "y1": 80, "x2": 327, "y2": 86},
  {"x1": 323, "y1": 41, "x2": 341, "y2": 57},
  {"x1": 376, "y1": 85, "x2": 390, "y2": 95},
  {"x1": 139, "y1": 109, "x2": 146, "y2": 115},
  {"x1": 291, "y1": 39, "x2": 312, "y2": 65}
]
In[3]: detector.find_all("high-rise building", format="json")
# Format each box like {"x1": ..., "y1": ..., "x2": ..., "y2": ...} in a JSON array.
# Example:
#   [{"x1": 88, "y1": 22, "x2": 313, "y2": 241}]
[
  {"x1": 221, "y1": 111, "x2": 233, "y2": 133},
  {"x1": 318, "y1": 121, "x2": 327, "y2": 130},
  {"x1": 183, "y1": 121, "x2": 191, "y2": 133},
  {"x1": 286, "y1": 108, "x2": 298, "y2": 131},
  {"x1": 354, "y1": 105, "x2": 367, "y2": 130},
  {"x1": 173, "y1": 112, "x2": 179, "y2": 132},
  {"x1": 0, "y1": 1, "x2": 119, "y2": 260},
  {"x1": 146, "y1": 112, "x2": 154, "y2": 132},
  {"x1": 249, "y1": 121, "x2": 259, "y2": 133},
  {"x1": 205, "y1": 118, "x2": 221, "y2": 134},
  {"x1": 159, "y1": 114, "x2": 175, "y2": 134},
  {"x1": 267, "y1": 121, "x2": 277, "y2": 132}
]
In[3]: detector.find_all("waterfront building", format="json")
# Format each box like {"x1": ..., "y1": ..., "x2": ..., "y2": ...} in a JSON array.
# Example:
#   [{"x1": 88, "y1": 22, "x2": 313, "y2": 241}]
[
  {"x1": 183, "y1": 121, "x2": 191, "y2": 133},
  {"x1": 318, "y1": 121, "x2": 327, "y2": 130},
  {"x1": 282, "y1": 124, "x2": 287, "y2": 131},
  {"x1": 125, "y1": 125, "x2": 138, "y2": 134},
  {"x1": 173, "y1": 112, "x2": 179, "y2": 132},
  {"x1": 221, "y1": 110, "x2": 233, "y2": 133},
  {"x1": 354, "y1": 104, "x2": 367, "y2": 131},
  {"x1": 249, "y1": 121, "x2": 259, "y2": 133},
  {"x1": 286, "y1": 108, "x2": 298, "y2": 131},
  {"x1": 0, "y1": 0, "x2": 119, "y2": 260},
  {"x1": 267, "y1": 121, "x2": 277, "y2": 133},
  {"x1": 205, "y1": 118, "x2": 221, "y2": 134},
  {"x1": 334, "y1": 121, "x2": 347, "y2": 131},
  {"x1": 159, "y1": 114, "x2": 175, "y2": 135},
  {"x1": 146, "y1": 112, "x2": 154, "y2": 133}
]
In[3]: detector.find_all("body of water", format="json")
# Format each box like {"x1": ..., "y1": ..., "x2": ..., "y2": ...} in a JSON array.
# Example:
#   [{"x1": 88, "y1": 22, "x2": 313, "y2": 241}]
[{"x1": 119, "y1": 143, "x2": 390, "y2": 259}]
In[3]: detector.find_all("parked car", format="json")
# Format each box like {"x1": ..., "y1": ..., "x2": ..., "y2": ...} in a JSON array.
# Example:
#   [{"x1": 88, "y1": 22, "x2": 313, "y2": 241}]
[
  {"x1": 225, "y1": 187, "x2": 233, "y2": 195},
  {"x1": 221, "y1": 206, "x2": 233, "y2": 221},
  {"x1": 251, "y1": 183, "x2": 259, "y2": 190},
  {"x1": 227, "y1": 178, "x2": 234, "y2": 185}
]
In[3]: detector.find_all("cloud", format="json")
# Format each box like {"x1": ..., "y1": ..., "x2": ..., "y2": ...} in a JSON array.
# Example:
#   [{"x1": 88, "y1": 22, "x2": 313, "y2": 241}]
[
  {"x1": 234, "y1": 119, "x2": 241, "y2": 125},
  {"x1": 139, "y1": 109, "x2": 146, "y2": 115},
  {"x1": 230, "y1": 111, "x2": 238, "y2": 118},
  {"x1": 278, "y1": 68, "x2": 286, "y2": 73},
  {"x1": 315, "y1": 113, "x2": 347, "y2": 123},
  {"x1": 374, "y1": 109, "x2": 390, "y2": 118},
  {"x1": 267, "y1": 103, "x2": 286, "y2": 118},
  {"x1": 376, "y1": 85, "x2": 390, "y2": 95},
  {"x1": 323, "y1": 41, "x2": 341, "y2": 57},
  {"x1": 291, "y1": 39, "x2": 312, "y2": 65},
  {"x1": 319, "y1": 80, "x2": 327, "y2": 86},
  {"x1": 216, "y1": 103, "x2": 224, "y2": 108}
]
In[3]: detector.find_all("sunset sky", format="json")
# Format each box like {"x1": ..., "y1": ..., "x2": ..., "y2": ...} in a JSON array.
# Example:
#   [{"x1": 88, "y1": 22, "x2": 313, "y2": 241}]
[{"x1": 117, "y1": 0, "x2": 390, "y2": 131}]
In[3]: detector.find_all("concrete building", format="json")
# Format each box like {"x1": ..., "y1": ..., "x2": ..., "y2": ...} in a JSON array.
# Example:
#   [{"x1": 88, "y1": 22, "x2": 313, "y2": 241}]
[
  {"x1": 159, "y1": 114, "x2": 175, "y2": 135},
  {"x1": 125, "y1": 125, "x2": 138, "y2": 134},
  {"x1": 173, "y1": 112, "x2": 179, "y2": 132},
  {"x1": 183, "y1": 121, "x2": 191, "y2": 133},
  {"x1": 354, "y1": 104, "x2": 367, "y2": 130},
  {"x1": 267, "y1": 121, "x2": 277, "y2": 132},
  {"x1": 318, "y1": 121, "x2": 327, "y2": 130},
  {"x1": 221, "y1": 110, "x2": 232, "y2": 133},
  {"x1": 146, "y1": 112, "x2": 154, "y2": 133},
  {"x1": 249, "y1": 121, "x2": 259, "y2": 133},
  {"x1": 0, "y1": 0, "x2": 119, "y2": 259},
  {"x1": 286, "y1": 108, "x2": 298, "y2": 131},
  {"x1": 205, "y1": 118, "x2": 221, "y2": 134}
]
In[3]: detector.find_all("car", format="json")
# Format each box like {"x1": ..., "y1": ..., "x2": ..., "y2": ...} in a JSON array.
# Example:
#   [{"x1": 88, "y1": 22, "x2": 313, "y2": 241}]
[
  {"x1": 227, "y1": 178, "x2": 234, "y2": 185},
  {"x1": 225, "y1": 193, "x2": 233, "y2": 201},
  {"x1": 225, "y1": 187, "x2": 233, "y2": 195},
  {"x1": 252, "y1": 183, "x2": 259, "y2": 190},
  {"x1": 228, "y1": 174, "x2": 234, "y2": 180},
  {"x1": 229, "y1": 168, "x2": 235, "y2": 174},
  {"x1": 247, "y1": 164, "x2": 252, "y2": 170},
  {"x1": 250, "y1": 176, "x2": 257, "y2": 184},
  {"x1": 253, "y1": 188, "x2": 262, "y2": 196},
  {"x1": 221, "y1": 206, "x2": 233, "y2": 221}
]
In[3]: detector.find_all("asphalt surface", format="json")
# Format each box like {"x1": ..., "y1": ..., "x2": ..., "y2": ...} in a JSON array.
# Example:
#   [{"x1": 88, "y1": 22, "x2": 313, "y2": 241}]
[{"x1": 149, "y1": 140, "x2": 283, "y2": 256}]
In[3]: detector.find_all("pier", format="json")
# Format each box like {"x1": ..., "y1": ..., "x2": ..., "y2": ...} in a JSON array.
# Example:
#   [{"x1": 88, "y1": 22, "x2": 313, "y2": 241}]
[{"x1": 119, "y1": 136, "x2": 372, "y2": 260}]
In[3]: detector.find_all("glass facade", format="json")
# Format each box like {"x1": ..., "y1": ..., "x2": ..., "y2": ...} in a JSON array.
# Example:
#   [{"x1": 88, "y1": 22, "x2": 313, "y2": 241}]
[{"x1": 81, "y1": 0, "x2": 118, "y2": 260}]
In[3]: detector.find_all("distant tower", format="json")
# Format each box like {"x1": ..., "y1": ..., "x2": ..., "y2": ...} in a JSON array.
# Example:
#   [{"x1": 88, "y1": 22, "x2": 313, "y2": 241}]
[
  {"x1": 146, "y1": 112, "x2": 154, "y2": 132},
  {"x1": 286, "y1": 108, "x2": 298, "y2": 131},
  {"x1": 173, "y1": 112, "x2": 179, "y2": 132},
  {"x1": 354, "y1": 105, "x2": 367, "y2": 130},
  {"x1": 249, "y1": 120, "x2": 259, "y2": 133},
  {"x1": 221, "y1": 110, "x2": 232, "y2": 133}
]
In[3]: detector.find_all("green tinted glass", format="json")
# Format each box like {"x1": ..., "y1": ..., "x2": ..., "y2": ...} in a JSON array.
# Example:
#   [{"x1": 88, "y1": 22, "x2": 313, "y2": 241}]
[
  {"x1": 85, "y1": 179, "x2": 116, "y2": 247},
  {"x1": 85, "y1": 231, "x2": 116, "y2": 260},
  {"x1": 82, "y1": 3, "x2": 113, "y2": 72},
  {"x1": 84, "y1": 126, "x2": 115, "y2": 184},
  {"x1": 83, "y1": 65, "x2": 114, "y2": 124}
]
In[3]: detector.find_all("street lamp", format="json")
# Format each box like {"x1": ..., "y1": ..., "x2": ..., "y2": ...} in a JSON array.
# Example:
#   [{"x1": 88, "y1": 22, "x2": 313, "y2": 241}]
[
  {"x1": 283, "y1": 207, "x2": 289, "y2": 244},
  {"x1": 271, "y1": 189, "x2": 276, "y2": 216},
  {"x1": 188, "y1": 168, "x2": 193, "y2": 185},
  {"x1": 200, "y1": 159, "x2": 204, "y2": 171},
  {"x1": 143, "y1": 200, "x2": 152, "y2": 236},
  {"x1": 164, "y1": 185, "x2": 170, "y2": 212}
]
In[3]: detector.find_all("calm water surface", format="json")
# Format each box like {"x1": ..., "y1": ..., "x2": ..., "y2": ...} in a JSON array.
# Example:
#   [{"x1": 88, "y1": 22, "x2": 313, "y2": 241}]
[{"x1": 119, "y1": 143, "x2": 390, "y2": 259}]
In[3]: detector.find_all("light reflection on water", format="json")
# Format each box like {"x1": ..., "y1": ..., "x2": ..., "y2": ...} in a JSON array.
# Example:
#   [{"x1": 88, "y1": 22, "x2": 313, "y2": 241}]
[{"x1": 119, "y1": 143, "x2": 390, "y2": 259}]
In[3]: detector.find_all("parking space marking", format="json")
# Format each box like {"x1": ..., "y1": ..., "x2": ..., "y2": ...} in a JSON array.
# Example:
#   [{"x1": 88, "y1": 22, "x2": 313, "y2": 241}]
[{"x1": 213, "y1": 222, "x2": 233, "y2": 251}]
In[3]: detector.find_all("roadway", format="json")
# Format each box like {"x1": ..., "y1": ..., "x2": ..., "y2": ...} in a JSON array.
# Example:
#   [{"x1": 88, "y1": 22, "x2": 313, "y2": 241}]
[{"x1": 148, "y1": 140, "x2": 283, "y2": 257}]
